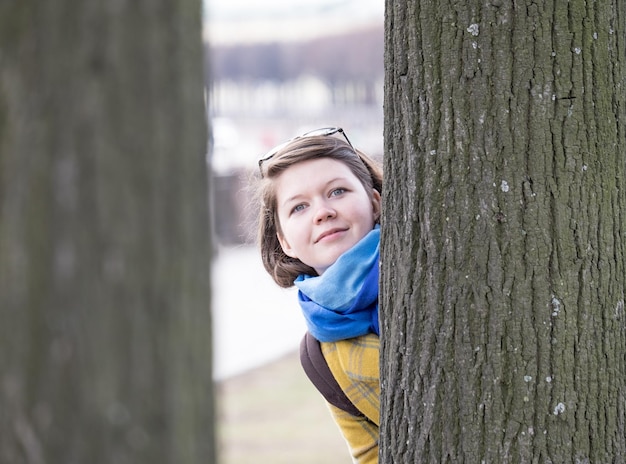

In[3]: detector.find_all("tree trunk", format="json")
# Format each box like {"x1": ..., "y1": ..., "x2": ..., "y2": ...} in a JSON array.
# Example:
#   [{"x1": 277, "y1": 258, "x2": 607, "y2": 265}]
[
  {"x1": 0, "y1": 1, "x2": 215, "y2": 463},
  {"x1": 381, "y1": 1, "x2": 626, "y2": 462}
]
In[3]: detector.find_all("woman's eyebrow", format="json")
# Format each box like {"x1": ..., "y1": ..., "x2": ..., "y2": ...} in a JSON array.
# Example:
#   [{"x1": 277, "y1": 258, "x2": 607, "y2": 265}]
[{"x1": 281, "y1": 177, "x2": 350, "y2": 207}]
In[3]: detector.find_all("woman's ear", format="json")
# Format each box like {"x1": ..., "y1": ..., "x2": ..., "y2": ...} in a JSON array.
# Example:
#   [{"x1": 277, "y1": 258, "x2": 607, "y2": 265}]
[
  {"x1": 277, "y1": 233, "x2": 297, "y2": 258},
  {"x1": 371, "y1": 190, "x2": 382, "y2": 222}
]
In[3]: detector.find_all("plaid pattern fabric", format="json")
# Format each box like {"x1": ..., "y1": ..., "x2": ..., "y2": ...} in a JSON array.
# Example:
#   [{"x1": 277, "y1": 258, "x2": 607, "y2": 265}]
[{"x1": 322, "y1": 333, "x2": 380, "y2": 463}]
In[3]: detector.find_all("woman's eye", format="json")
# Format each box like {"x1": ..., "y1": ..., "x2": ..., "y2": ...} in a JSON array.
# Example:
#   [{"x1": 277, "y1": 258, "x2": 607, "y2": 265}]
[
  {"x1": 291, "y1": 204, "x2": 306, "y2": 214},
  {"x1": 330, "y1": 188, "x2": 346, "y2": 197}
]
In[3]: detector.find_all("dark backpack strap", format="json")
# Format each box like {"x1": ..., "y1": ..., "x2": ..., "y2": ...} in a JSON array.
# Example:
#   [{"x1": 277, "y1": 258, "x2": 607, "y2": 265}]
[{"x1": 300, "y1": 332, "x2": 364, "y2": 417}]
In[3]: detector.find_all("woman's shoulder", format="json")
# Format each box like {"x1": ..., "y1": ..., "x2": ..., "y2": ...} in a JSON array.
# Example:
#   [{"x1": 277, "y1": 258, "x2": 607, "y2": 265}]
[
  {"x1": 321, "y1": 333, "x2": 380, "y2": 426},
  {"x1": 321, "y1": 333, "x2": 379, "y2": 381}
]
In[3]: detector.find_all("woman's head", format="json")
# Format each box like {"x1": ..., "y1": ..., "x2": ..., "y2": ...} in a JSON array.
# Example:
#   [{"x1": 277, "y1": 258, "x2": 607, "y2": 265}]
[{"x1": 256, "y1": 128, "x2": 383, "y2": 288}]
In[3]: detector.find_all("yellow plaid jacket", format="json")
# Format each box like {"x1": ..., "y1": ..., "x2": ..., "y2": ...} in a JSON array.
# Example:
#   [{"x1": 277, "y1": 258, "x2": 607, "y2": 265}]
[{"x1": 321, "y1": 333, "x2": 380, "y2": 464}]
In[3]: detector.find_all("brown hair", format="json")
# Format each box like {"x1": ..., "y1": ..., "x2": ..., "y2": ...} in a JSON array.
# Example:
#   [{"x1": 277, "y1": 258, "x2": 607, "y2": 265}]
[{"x1": 256, "y1": 134, "x2": 383, "y2": 288}]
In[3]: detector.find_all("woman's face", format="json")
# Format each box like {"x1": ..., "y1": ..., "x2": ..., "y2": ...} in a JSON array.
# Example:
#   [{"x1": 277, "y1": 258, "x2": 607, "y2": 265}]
[{"x1": 275, "y1": 157, "x2": 381, "y2": 275}]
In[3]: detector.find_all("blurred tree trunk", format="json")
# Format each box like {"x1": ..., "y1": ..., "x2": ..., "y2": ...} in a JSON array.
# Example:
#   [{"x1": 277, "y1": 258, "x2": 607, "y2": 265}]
[
  {"x1": 0, "y1": 1, "x2": 214, "y2": 463},
  {"x1": 381, "y1": 1, "x2": 625, "y2": 462}
]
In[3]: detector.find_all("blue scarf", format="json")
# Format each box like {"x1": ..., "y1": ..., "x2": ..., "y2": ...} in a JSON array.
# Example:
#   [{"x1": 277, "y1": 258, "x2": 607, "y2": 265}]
[{"x1": 294, "y1": 225, "x2": 380, "y2": 342}]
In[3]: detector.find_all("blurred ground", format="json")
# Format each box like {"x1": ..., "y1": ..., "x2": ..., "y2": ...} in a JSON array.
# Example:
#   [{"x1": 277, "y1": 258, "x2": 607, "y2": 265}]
[
  {"x1": 217, "y1": 351, "x2": 352, "y2": 464},
  {"x1": 213, "y1": 245, "x2": 352, "y2": 463}
]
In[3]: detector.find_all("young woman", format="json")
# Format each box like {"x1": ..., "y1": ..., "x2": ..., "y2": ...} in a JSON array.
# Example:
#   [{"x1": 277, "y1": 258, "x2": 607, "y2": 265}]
[{"x1": 256, "y1": 127, "x2": 382, "y2": 463}]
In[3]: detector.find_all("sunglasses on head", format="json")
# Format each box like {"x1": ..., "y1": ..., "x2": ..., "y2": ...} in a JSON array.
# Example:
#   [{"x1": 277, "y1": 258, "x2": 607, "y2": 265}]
[{"x1": 257, "y1": 127, "x2": 354, "y2": 177}]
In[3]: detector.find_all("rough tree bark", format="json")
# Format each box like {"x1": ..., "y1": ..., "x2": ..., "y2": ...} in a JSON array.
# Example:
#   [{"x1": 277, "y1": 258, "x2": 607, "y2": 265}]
[
  {"x1": 0, "y1": 1, "x2": 214, "y2": 463},
  {"x1": 381, "y1": 1, "x2": 625, "y2": 462}
]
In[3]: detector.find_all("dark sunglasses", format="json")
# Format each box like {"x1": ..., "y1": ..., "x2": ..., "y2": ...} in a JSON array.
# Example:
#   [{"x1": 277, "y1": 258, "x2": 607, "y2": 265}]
[{"x1": 257, "y1": 127, "x2": 354, "y2": 177}]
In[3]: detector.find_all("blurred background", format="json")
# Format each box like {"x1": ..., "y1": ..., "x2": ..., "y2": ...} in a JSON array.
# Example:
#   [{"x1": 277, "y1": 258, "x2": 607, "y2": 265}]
[{"x1": 204, "y1": 0, "x2": 384, "y2": 462}]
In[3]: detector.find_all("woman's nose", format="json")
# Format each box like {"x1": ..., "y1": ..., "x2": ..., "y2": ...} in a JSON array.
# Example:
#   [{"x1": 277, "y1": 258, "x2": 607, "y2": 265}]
[{"x1": 314, "y1": 202, "x2": 336, "y2": 223}]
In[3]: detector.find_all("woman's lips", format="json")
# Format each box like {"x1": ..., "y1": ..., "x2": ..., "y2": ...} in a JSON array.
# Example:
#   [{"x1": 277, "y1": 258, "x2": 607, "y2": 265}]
[{"x1": 315, "y1": 228, "x2": 347, "y2": 243}]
